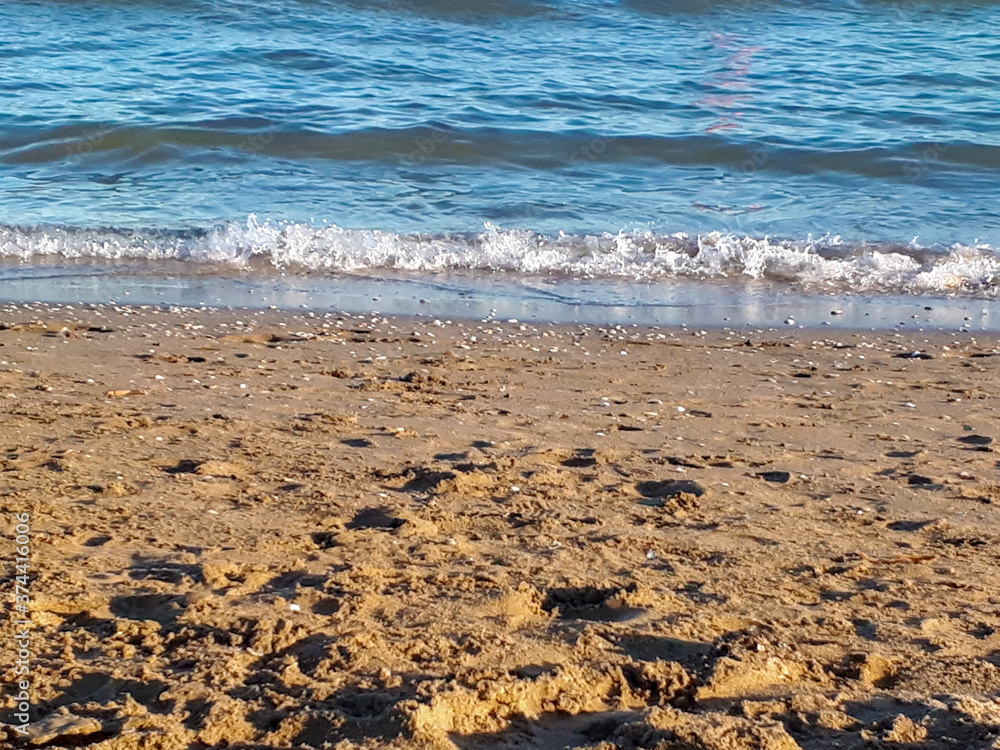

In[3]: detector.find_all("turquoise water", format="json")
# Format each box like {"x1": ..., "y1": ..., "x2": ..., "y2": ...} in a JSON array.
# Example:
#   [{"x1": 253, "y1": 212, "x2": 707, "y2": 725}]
[{"x1": 2, "y1": 0, "x2": 1000, "y2": 317}]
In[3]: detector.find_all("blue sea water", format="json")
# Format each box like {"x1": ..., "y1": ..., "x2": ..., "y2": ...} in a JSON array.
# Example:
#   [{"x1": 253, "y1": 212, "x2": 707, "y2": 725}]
[{"x1": 2, "y1": 0, "x2": 1000, "y2": 324}]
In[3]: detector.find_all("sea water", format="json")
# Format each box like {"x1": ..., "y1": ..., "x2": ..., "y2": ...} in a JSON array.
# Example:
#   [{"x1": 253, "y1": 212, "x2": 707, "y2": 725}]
[{"x1": 2, "y1": 0, "x2": 1000, "y2": 328}]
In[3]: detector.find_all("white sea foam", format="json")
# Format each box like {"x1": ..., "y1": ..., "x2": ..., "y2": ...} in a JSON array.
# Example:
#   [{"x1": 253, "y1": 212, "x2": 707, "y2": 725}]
[{"x1": 1, "y1": 217, "x2": 998, "y2": 296}]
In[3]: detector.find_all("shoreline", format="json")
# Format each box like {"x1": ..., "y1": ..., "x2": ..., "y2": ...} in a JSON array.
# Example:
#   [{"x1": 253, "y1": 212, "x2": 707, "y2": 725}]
[
  {"x1": 1, "y1": 302, "x2": 999, "y2": 749},
  {"x1": 1, "y1": 266, "x2": 1000, "y2": 332}
]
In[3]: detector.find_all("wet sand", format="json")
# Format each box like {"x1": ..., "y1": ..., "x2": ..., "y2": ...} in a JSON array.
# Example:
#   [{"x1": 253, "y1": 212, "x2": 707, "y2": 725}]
[{"x1": 1, "y1": 302, "x2": 999, "y2": 749}]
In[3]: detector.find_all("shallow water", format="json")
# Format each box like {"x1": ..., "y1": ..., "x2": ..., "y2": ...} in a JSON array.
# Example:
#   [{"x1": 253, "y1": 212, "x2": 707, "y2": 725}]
[{"x1": 2, "y1": 0, "x2": 1000, "y2": 318}]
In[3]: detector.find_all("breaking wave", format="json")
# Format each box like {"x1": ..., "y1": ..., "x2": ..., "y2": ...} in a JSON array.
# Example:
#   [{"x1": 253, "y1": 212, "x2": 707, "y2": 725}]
[{"x1": 1, "y1": 217, "x2": 999, "y2": 296}]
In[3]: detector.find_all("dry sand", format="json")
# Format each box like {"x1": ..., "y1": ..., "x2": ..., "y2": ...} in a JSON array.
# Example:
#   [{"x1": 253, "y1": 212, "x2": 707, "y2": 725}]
[{"x1": 1, "y1": 302, "x2": 999, "y2": 750}]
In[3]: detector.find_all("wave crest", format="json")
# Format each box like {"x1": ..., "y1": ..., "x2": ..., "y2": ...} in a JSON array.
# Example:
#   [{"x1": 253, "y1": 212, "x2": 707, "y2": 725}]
[{"x1": 1, "y1": 217, "x2": 998, "y2": 296}]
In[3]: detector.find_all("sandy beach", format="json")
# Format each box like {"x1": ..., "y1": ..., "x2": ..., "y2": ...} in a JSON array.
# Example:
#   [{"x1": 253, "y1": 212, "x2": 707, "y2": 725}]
[{"x1": 1, "y1": 301, "x2": 999, "y2": 750}]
